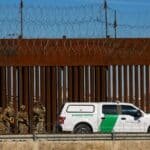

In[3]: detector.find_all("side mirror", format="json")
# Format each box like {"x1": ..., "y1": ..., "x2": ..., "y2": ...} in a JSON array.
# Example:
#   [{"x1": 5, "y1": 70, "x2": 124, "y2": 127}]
[{"x1": 134, "y1": 110, "x2": 142, "y2": 118}]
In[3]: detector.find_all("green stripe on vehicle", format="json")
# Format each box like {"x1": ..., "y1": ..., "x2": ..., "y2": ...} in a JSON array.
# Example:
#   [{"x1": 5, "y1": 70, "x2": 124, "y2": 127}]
[{"x1": 99, "y1": 115, "x2": 118, "y2": 133}]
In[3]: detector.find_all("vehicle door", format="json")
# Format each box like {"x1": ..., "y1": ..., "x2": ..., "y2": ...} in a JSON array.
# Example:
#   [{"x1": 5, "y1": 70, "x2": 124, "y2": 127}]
[
  {"x1": 98, "y1": 104, "x2": 122, "y2": 133},
  {"x1": 119, "y1": 105, "x2": 144, "y2": 132}
]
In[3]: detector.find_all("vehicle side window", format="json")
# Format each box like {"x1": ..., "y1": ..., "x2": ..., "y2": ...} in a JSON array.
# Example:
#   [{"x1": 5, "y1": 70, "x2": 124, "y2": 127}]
[
  {"x1": 121, "y1": 105, "x2": 138, "y2": 117},
  {"x1": 102, "y1": 105, "x2": 117, "y2": 115},
  {"x1": 67, "y1": 105, "x2": 95, "y2": 113}
]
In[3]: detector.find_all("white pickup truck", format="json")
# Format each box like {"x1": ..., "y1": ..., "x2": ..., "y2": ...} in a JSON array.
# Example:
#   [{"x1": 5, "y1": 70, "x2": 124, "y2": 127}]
[{"x1": 58, "y1": 102, "x2": 150, "y2": 133}]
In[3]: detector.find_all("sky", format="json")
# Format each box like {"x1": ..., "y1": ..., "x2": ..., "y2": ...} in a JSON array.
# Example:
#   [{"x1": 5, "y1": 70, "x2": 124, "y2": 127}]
[
  {"x1": 0, "y1": 0, "x2": 150, "y2": 38},
  {"x1": 1, "y1": 0, "x2": 150, "y2": 8}
]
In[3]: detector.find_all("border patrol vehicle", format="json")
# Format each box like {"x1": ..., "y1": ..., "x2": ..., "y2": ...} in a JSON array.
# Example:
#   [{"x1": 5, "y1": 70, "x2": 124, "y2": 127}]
[{"x1": 58, "y1": 102, "x2": 150, "y2": 133}]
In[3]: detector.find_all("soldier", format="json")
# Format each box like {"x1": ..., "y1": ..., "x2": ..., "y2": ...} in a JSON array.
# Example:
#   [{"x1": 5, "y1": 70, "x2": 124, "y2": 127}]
[
  {"x1": 17, "y1": 105, "x2": 29, "y2": 134},
  {"x1": 3, "y1": 101, "x2": 16, "y2": 134},
  {"x1": 38, "y1": 102, "x2": 46, "y2": 133},
  {"x1": 33, "y1": 100, "x2": 46, "y2": 133},
  {"x1": 0, "y1": 107, "x2": 6, "y2": 134}
]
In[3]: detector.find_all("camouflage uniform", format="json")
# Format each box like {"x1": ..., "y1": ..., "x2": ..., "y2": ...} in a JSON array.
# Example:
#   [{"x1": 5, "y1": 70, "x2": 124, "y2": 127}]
[
  {"x1": 3, "y1": 101, "x2": 16, "y2": 134},
  {"x1": 17, "y1": 105, "x2": 29, "y2": 134},
  {"x1": 33, "y1": 101, "x2": 46, "y2": 133},
  {"x1": 0, "y1": 107, "x2": 6, "y2": 134}
]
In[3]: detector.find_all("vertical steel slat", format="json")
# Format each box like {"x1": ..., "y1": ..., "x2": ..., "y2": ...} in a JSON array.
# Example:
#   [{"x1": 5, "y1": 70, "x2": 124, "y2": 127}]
[
  {"x1": 79, "y1": 66, "x2": 84, "y2": 101},
  {"x1": 135, "y1": 65, "x2": 139, "y2": 107},
  {"x1": 90, "y1": 66, "x2": 95, "y2": 102},
  {"x1": 95, "y1": 66, "x2": 101, "y2": 102},
  {"x1": 45, "y1": 67, "x2": 51, "y2": 132},
  {"x1": 85, "y1": 66, "x2": 90, "y2": 101},
  {"x1": 107, "y1": 66, "x2": 111, "y2": 101},
  {"x1": 36, "y1": 66, "x2": 40, "y2": 100},
  {"x1": 23, "y1": 67, "x2": 29, "y2": 112},
  {"x1": 28, "y1": 67, "x2": 34, "y2": 133},
  {"x1": 13, "y1": 67, "x2": 17, "y2": 111},
  {"x1": 18, "y1": 67, "x2": 23, "y2": 108},
  {"x1": 41, "y1": 66, "x2": 46, "y2": 106},
  {"x1": 51, "y1": 67, "x2": 57, "y2": 131},
  {"x1": 63, "y1": 66, "x2": 67, "y2": 102},
  {"x1": 1, "y1": 67, "x2": 6, "y2": 108},
  {"x1": 146, "y1": 65, "x2": 150, "y2": 113},
  {"x1": 0, "y1": 67, "x2": 2, "y2": 107},
  {"x1": 58, "y1": 67, "x2": 62, "y2": 112},
  {"x1": 101, "y1": 66, "x2": 107, "y2": 101},
  {"x1": 112, "y1": 65, "x2": 116, "y2": 101},
  {"x1": 140, "y1": 65, "x2": 145, "y2": 111},
  {"x1": 7, "y1": 66, "x2": 11, "y2": 103},
  {"x1": 68, "y1": 67, "x2": 73, "y2": 101},
  {"x1": 129, "y1": 65, "x2": 133, "y2": 104},
  {"x1": 118, "y1": 65, "x2": 122, "y2": 102},
  {"x1": 73, "y1": 66, "x2": 79, "y2": 101},
  {"x1": 12, "y1": 67, "x2": 17, "y2": 133},
  {"x1": 124, "y1": 65, "x2": 128, "y2": 102}
]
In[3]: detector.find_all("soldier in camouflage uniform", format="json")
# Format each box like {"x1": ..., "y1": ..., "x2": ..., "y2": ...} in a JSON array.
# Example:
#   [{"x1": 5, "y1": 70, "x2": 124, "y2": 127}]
[
  {"x1": 33, "y1": 100, "x2": 46, "y2": 133},
  {"x1": 17, "y1": 105, "x2": 29, "y2": 134},
  {"x1": 3, "y1": 101, "x2": 16, "y2": 134},
  {"x1": 0, "y1": 107, "x2": 6, "y2": 134}
]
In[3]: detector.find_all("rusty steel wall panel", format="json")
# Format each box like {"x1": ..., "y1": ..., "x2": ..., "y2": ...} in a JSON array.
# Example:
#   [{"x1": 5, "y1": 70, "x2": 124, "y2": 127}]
[
  {"x1": 95, "y1": 66, "x2": 101, "y2": 102},
  {"x1": 0, "y1": 67, "x2": 2, "y2": 106},
  {"x1": 0, "y1": 33, "x2": 150, "y2": 133},
  {"x1": 118, "y1": 66, "x2": 122, "y2": 101},
  {"x1": 28, "y1": 67, "x2": 34, "y2": 133},
  {"x1": 68, "y1": 67, "x2": 73, "y2": 101},
  {"x1": 36, "y1": 66, "x2": 40, "y2": 99},
  {"x1": 107, "y1": 66, "x2": 111, "y2": 101},
  {"x1": 13, "y1": 67, "x2": 17, "y2": 111},
  {"x1": 63, "y1": 66, "x2": 67, "y2": 102},
  {"x1": 18, "y1": 67, "x2": 23, "y2": 107},
  {"x1": 57, "y1": 67, "x2": 63, "y2": 112},
  {"x1": 124, "y1": 66, "x2": 128, "y2": 102},
  {"x1": 73, "y1": 66, "x2": 79, "y2": 101},
  {"x1": 90, "y1": 66, "x2": 95, "y2": 102},
  {"x1": 40, "y1": 66, "x2": 46, "y2": 105},
  {"x1": 135, "y1": 65, "x2": 139, "y2": 107},
  {"x1": 113, "y1": 65, "x2": 116, "y2": 101},
  {"x1": 85, "y1": 66, "x2": 90, "y2": 101},
  {"x1": 140, "y1": 65, "x2": 145, "y2": 111},
  {"x1": 146, "y1": 66, "x2": 150, "y2": 113},
  {"x1": 45, "y1": 67, "x2": 51, "y2": 132},
  {"x1": 0, "y1": 39, "x2": 150, "y2": 65},
  {"x1": 129, "y1": 65, "x2": 133, "y2": 104},
  {"x1": 7, "y1": 67, "x2": 11, "y2": 103},
  {"x1": 23, "y1": 67, "x2": 29, "y2": 111},
  {"x1": 51, "y1": 67, "x2": 57, "y2": 130},
  {"x1": 79, "y1": 66, "x2": 84, "y2": 101},
  {"x1": 1, "y1": 67, "x2": 6, "y2": 107},
  {"x1": 101, "y1": 66, "x2": 107, "y2": 101}
]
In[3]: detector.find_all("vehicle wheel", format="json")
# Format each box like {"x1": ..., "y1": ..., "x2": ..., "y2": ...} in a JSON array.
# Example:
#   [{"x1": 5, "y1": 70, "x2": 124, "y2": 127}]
[
  {"x1": 147, "y1": 126, "x2": 150, "y2": 133},
  {"x1": 74, "y1": 124, "x2": 92, "y2": 134}
]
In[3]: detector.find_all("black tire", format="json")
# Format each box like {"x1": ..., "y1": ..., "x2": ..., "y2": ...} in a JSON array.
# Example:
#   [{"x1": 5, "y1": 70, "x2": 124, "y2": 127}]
[
  {"x1": 147, "y1": 126, "x2": 150, "y2": 133},
  {"x1": 74, "y1": 124, "x2": 92, "y2": 134}
]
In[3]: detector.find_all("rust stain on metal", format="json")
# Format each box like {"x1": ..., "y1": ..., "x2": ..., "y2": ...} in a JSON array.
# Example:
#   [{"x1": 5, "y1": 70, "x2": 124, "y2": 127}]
[
  {"x1": 146, "y1": 66, "x2": 150, "y2": 113},
  {"x1": 0, "y1": 39, "x2": 150, "y2": 65},
  {"x1": 118, "y1": 65, "x2": 122, "y2": 102},
  {"x1": 129, "y1": 66, "x2": 133, "y2": 104},
  {"x1": 124, "y1": 65, "x2": 128, "y2": 103},
  {"x1": 135, "y1": 65, "x2": 139, "y2": 107},
  {"x1": 140, "y1": 66, "x2": 145, "y2": 111},
  {"x1": 95, "y1": 66, "x2": 101, "y2": 102}
]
